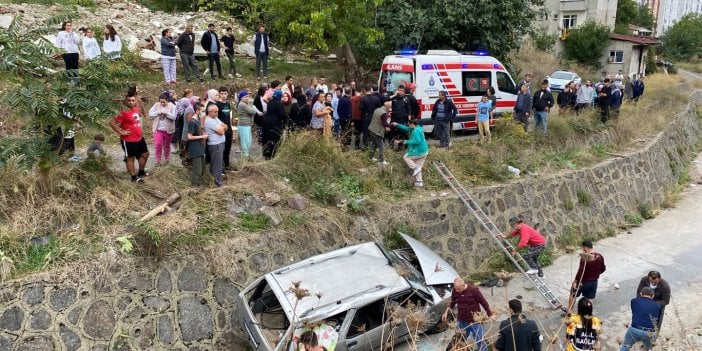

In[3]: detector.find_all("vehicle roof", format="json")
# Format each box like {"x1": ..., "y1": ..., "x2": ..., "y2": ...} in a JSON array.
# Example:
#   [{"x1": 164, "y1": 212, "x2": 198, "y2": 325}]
[
  {"x1": 384, "y1": 54, "x2": 502, "y2": 63},
  {"x1": 266, "y1": 242, "x2": 410, "y2": 323}
]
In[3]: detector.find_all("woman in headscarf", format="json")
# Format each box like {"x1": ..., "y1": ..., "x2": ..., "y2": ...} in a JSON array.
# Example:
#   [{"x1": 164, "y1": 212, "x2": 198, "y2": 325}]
[
  {"x1": 237, "y1": 90, "x2": 263, "y2": 159},
  {"x1": 282, "y1": 91, "x2": 294, "y2": 118},
  {"x1": 261, "y1": 90, "x2": 287, "y2": 160}
]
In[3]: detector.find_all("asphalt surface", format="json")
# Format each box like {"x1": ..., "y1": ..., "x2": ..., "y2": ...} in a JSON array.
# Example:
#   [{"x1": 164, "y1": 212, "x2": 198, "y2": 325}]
[{"x1": 397, "y1": 152, "x2": 702, "y2": 350}]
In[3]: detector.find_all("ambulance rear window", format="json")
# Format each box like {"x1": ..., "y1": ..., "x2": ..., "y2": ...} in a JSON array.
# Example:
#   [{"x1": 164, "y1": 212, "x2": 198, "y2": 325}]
[
  {"x1": 381, "y1": 71, "x2": 413, "y2": 94},
  {"x1": 462, "y1": 71, "x2": 491, "y2": 97}
]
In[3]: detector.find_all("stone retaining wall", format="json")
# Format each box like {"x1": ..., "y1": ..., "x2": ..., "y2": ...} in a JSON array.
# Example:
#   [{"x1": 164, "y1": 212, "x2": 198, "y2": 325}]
[{"x1": 0, "y1": 93, "x2": 700, "y2": 350}]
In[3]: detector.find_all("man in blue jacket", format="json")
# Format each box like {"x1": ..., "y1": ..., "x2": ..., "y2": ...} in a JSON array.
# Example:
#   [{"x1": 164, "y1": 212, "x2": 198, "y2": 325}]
[
  {"x1": 201, "y1": 23, "x2": 223, "y2": 80},
  {"x1": 620, "y1": 286, "x2": 660, "y2": 351},
  {"x1": 392, "y1": 119, "x2": 428, "y2": 187}
]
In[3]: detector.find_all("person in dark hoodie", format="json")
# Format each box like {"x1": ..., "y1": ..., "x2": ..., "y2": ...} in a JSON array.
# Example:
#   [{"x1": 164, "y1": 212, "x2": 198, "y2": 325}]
[
  {"x1": 261, "y1": 90, "x2": 287, "y2": 159},
  {"x1": 289, "y1": 93, "x2": 310, "y2": 130},
  {"x1": 513, "y1": 84, "x2": 533, "y2": 132}
]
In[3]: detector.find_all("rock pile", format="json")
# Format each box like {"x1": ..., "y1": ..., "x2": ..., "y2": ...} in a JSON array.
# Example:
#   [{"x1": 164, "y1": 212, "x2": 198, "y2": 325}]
[{"x1": 0, "y1": 0, "x2": 273, "y2": 69}]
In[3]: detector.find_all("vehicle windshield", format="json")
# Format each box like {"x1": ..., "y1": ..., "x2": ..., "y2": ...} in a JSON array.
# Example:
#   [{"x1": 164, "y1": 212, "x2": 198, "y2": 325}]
[
  {"x1": 380, "y1": 70, "x2": 413, "y2": 94},
  {"x1": 551, "y1": 71, "x2": 573, "y2": 80},
  {"x1": 379, "y1": 245, "x2": 431, "y2": 298}
]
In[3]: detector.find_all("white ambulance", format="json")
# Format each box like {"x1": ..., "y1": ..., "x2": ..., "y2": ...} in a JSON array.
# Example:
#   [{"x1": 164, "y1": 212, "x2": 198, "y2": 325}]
[{"x1": 379, "y1": 50, "x2": 518, "y2": 131}]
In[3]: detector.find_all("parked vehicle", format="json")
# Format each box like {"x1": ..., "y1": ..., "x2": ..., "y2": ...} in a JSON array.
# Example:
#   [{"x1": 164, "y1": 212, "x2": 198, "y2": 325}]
[
  {"x1": 378, "y1": 50, "x2": 518, "y2": 132},
  {"x1": 236, "y1": 234, "x2": 459, "y2": 351},
  {"x1": 546, "y1": 70, "x2": 582, "y2": 92}
]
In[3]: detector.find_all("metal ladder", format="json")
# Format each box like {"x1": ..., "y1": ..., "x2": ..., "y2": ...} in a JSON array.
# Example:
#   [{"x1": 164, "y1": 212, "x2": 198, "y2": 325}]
[{"x1": 433, "y1": 161, "x2": 565, "y2": 311}]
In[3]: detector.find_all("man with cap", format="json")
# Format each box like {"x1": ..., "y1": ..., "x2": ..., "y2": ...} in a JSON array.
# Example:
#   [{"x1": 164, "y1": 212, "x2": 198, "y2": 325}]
[
  {"x1": 620, "y1": 286, "x2": 660, "y2": 351},
  {"x1": 402, "y1": 81, "x2": 420, "y2": 122},
  {"x1": 635, "y1": 270, "x2": 670, "y2": 331},
  {"x1": 568, "y1": 240, "x2": 606, "y2": 311}
]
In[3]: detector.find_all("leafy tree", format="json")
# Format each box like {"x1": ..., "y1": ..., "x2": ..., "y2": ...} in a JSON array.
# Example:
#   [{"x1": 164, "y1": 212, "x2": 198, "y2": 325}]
[
  {"x1": 0, "y1": 15, "x2": 136, "y2": 170},
  {"x1": 530, "y1": 26, "x2": 558, "y2": 52},
  {"x1": 661, "y1": 14, "x2": 702, "y2": 61},
  {"x1": 200, "y1": 0, "x2": 383, "y2": 80},
  {"x1": 615, "y1": 0, "x2": 656, "y2": 33},
  {"x1": 562, "y1": 21, "x2": 611, "y2": 68},
  {"x1": 352, "y1": 0, "x2": 546, "y2": 69}
]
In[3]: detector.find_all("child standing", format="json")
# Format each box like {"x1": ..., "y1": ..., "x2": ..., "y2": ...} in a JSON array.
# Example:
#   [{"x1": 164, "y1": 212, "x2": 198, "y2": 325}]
[
  {"x1": 81, "y1": 28, "x2": 101, "y2": 60},
  {"x1": 477, "y1": 95, "x2": 492, "y2": 144}
]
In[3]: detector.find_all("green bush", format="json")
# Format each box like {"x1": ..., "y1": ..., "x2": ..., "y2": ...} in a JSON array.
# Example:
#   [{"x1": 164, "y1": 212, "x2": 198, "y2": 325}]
[
  {"x1": 530, "y1": 27, "x2": 558, "y2": 52},
  {"x1": 238, "y1": 213, "x2": 269, "y2": 231},
  {"x1": 384, "y1": 224, "x2": 418, "y2": 250},
  {"x1": 637, "y1": 202, "x2": 655, "y2": 219},
  {"x1": 562, "y1": 21, "x2": 612, "y2": 68},
  {"x1": 576, "y1": 190, "x2": 592, "y2": 206},
  {"x1": 624, "y1": 214, "x2": 644, "y2": 226}
]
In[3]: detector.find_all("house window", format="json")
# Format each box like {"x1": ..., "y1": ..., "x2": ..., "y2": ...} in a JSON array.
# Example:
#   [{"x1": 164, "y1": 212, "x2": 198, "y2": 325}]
[
  {"x1": 609, "y1": 50, "x2": 624, "y2": 63},
  {"x1": 562, "y1": 14, "x2": 577, "y2": 29}
]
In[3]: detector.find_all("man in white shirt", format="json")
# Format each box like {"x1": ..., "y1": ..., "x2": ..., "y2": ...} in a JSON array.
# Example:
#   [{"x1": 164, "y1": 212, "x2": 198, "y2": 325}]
[{"x1": 318, "y1": 76, "x2": 329, "y2": 94}]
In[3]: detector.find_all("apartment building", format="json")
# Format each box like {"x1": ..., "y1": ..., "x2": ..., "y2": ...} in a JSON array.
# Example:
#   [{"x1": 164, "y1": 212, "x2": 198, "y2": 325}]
[{"x1": 649, "y1": 0, "x2": 702, "y2": 35}]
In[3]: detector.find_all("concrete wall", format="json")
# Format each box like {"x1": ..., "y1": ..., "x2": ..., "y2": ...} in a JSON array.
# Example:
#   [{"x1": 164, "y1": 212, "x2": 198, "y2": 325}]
[{"x1": 0, "y1": 92, "x2": 700, "y2": 350}]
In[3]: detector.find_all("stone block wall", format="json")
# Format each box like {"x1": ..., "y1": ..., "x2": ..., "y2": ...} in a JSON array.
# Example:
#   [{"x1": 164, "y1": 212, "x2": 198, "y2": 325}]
[
  {"x1": 0, "y1": 259, "x2": 245, "y2": 350},
  {"x1": 0, "y1": 93, "x2": 700, "y2": 350}
]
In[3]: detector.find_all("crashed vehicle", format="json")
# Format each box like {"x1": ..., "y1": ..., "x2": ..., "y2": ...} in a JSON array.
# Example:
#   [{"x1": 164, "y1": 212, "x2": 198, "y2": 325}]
[{"x1": 236, "y1": 234, "x2": 459, "y2": 351}]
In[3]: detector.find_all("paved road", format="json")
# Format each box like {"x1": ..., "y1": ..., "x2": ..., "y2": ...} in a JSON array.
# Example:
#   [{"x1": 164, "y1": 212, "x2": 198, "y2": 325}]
[{"x1": 397, "y1": 153, "x2": 702, "y2": 350}]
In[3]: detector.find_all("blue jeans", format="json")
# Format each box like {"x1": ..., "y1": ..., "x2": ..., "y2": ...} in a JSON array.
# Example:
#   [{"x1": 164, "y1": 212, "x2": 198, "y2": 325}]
[
  {"x1": 458, "y1": 321, "x2": 487, "y2": 351},
  {"x1": 534, "y1": 111, "x2": 548, "y2": 133},
  {"x1": 620, "y1": 326, "x2": 655, "y2": 351}
]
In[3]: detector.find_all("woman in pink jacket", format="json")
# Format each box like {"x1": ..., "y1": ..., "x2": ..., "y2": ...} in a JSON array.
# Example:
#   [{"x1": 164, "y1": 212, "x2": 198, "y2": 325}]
[{"x1": 148, "y1": 93, "x2": 177, "y2": 165}]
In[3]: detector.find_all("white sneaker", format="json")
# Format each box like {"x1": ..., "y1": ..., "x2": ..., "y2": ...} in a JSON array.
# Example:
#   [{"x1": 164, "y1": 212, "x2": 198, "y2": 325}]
[
  {"x1": 414, "y1": 182, "x2": 423, "y2": 187},
  {"x1": 227, "y1": 73, "x2": 233, "y2": 79},
  {"x1": 412, "y1": 167, "x2": 422, "y2": 177},
  {"x1": 526, "y1": 268, "x2": 538, "y2": 275},
  {"x1": 235, "y1": 73, "x2": 242, "y2": 78},
  {"x1": 371, "y1": 157, "x2": 378, "y2": 162},
  {"x1": 380, "y1": 160, "x2": 389, "y2": 165},
  {"x1": 170, "y1": 144, "x2": 178, "y2": 154},
  {"x1": 203, "y1": 68, "x2": 210, "y2": 75}
]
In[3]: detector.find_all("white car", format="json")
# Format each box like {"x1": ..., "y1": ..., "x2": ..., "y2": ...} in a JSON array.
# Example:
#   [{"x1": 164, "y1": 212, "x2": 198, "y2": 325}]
[
  {"x1": 546, "y1": 70, "x2": 581, "y2": 92},
  {"x1": 236, "y1": 233, "x2": 458, "y2": 351}
]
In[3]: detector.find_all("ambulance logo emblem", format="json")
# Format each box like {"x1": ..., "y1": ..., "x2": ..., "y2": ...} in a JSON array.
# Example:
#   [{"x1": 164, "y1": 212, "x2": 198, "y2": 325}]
[{"x1": 429, "y1": 76, "x2": 435, "y2": 86}]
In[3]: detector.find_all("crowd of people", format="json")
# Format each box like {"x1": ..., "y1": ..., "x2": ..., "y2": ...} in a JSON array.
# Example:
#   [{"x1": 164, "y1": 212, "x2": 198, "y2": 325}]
[
  {"x1": 513, "y1": 72, "x2": 646, "y2": 133},
  {"x1": 104, "y1": 74, "x2": 431, "y2": 188}
]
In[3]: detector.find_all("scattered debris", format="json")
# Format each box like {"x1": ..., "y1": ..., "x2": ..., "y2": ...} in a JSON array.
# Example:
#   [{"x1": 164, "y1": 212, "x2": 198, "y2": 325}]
[{"x1": 139, "y1": 192, "x2": 180, "y2": 222}]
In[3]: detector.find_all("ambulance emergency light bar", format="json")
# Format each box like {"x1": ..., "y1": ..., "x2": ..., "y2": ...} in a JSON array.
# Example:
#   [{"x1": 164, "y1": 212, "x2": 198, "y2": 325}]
[{"x1": 394, "y1": 48, "x2": 418, "y2": 55}]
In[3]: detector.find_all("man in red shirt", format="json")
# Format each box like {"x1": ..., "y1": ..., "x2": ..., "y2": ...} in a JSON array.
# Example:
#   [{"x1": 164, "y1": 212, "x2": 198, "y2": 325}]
[
  {"x1": 500, "y1": 216, "x2": 547, "y2": 277},
  {"x1": 109, "y1": 95, "x2": 150, "y2": 183},
  {"x1": 442, "y1": 277, "x2": 495, "y2": 351},
  {"x1": 568, "y1": 240, "x2": 606, "y2": 311}
]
